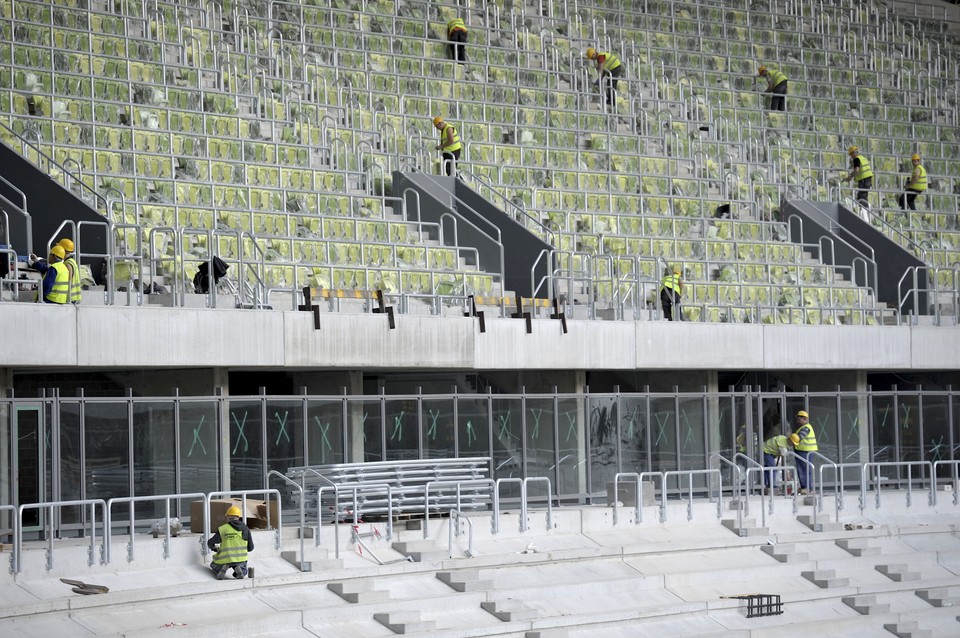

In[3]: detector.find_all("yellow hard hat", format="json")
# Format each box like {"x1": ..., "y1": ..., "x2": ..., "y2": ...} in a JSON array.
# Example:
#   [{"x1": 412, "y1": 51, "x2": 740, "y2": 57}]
[
  {"x1": 789, "y1": 433, "x2": 800, "y2": 446},
  {"x1": 911, "y1": 153, "x2": 920, "y2": 161},
  {"x1": 796, "y1": 410, "x2": 809, "y2": 418},
  {"x1": 673, "y1": 267, "x2": 681, "y2": 275},
  {"x1": 50, "y1": 245, "x2": 66, "y2": 259},
  {"x1": 585, "y1": 47, "x2": 596, "y2": 59},
  {"x1": 58, "y1": 238, "x2": 74, "y2": 252},
  {"x1": 226, "y1": 505, "x2": 242, "y2": 518},
  {"x1": 847, "y1": 146, "x2": 858, "y2": 155},
  {"x1": 757, "y1": 65, "x2": 767, "y2": 75},
  {"x1": 432, "y1": 115, "x2": 443, "y2": 127}
]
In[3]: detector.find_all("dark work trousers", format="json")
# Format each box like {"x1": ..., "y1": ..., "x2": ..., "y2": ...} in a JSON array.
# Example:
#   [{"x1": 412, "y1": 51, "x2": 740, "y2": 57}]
[
  {"x1": 855, "y1": 177, "x2": 872, "y2": 207},
  {"x1": 660, "y1": 288, "x2": 680, "y2": 321},
  {"x1": 898, "y1": 189, "x2": 921, "y2": 211},
  {"x1": 441, "y1": 148, "x2": 460, "y2": 177},
  {"x1": 448, "y1": 29, "x2": 467, "y2": 63},
  {"x1": 769, "y1": 81, "x2": 787, "y2": 111}
]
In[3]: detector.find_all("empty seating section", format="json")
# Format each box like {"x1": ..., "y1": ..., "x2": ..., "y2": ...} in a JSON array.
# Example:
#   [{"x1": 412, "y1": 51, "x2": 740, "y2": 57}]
[{"x1": 0, "y1": 0, "x2": 958, "y2": 322}]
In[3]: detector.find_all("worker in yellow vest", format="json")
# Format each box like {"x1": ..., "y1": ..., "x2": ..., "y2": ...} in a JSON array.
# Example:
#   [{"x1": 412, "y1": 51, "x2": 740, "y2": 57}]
[
  {"x1": 762, "y1": 430, "x2": 791, "y2": 493},
  {"x1": 446, "y1": 17, "x2": 468, "y2": 64},
  {"x1": 898, "y1": 154, "x2": 927, "y2": 211},
  {"x1": 586, "y1": 47, "x2": 623, "y2": 108},
  {"x1": 29, "y1": 245, "x2": 70, "y2": 304},
  {"x1": 58, "y1": 238, "x2": 82, "y2": 304},
  {"x1": 433, "y1": 116, "x2": 462, "y2": 177},
  {"x1": 792, "y1": 410, "x2": 818, "y2": 495},
  {"x1": 207, "y1": 505, "x2": 255, "y2": 579},
  {"x1": 659, "y1": 266, "x2": 683, "y2": 321},
  {"x1": 758, "y1": 64, "x2": 788, "y2": 112},
  {"x1": 846, "y1": 146, "x2": 874, "y2": 208}
]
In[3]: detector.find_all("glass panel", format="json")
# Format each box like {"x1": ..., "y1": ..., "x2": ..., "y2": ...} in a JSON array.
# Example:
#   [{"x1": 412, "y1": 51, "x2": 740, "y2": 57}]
[
  {"x1": 15, "y1": 407, "x2": 41, "y2": 528},
  {"x1": 491, "y1": 397, "x2": 522, "y2": 496},
  {"x1": 556, "y1": 396, "x2": 583, "y2": 497},
  {"x1": 587, "y1": 395, "x2": 618, "y2": 495},
  {"x1": 524, "y1": 398, "x2": 555, "y2": 485},
  {"x1": 620, "y1": 395, "x2": 648, "y2": 476},
  {"x1": 923, "y1": 394, "x2": 950, "y2": 471},
  {"x1": 227, "y1": 400, "x2": 263, "y2": 491},
  {"x1": 806, "y1": 397, "x2": 838, "y2": 462},
  {"x1": 899, "y1": 394, "x2": 921, "y2": 464},
  {"x1": 456, "y1": 397, "x2": 489, "y2": 458},
  {"x1": 649, "y1": 396, "x2": 677, "y2": 474},
  {"x1": 422, "y1": 397, "x2": 455, "y2": 459},
  {"x1": 84, "y1": 402, "x2": 130, "y2": 501},
  {"x1": 385, "y1": 398, "x2": 419, "y2": 461},
  {"x1": 677, "y1": 396, "x2": 704, "y2": 472},
  {"x1": 872, "y1": 394, "x2": 896, "y2": 463},
  {"x1": 306, "y1": 399, "x2": 344, "y2": 465},
  {"x1": 265, "y1": 399, "x2": 303, "y2": 474},
  {"x1": 346, "y1": 398, "x2": 382, "y2": 462},
  {"x1": 178, "y1": 400, "x2": 220, "y2": 498},
  {"x1": 133, "y1": 401, "x2": 175, "y2": 521},
  {"x1": 59, "y1": 402, "x2": 83, "y2": 525}
]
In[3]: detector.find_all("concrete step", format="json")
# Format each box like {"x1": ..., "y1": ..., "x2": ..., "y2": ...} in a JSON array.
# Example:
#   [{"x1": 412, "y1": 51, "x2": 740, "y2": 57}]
[
  {"x1": 481, "y1": 599, "x2": 538, "y2": 621},
  {"x1": 374, "y1": 610, "x2": 437, "y2": 634},
  {"x1": 391, "y1": 540, "x2": 447, "y2": 563},
  {"x1": 801, "y1": 569, "x2": 850, "y2": 588},
  {"x1": 760, "y1": 542, "x2": 809, "y2": 563},
  {"x1": 883, "y1": 620, "x2": 933, "y2": 638},
  {"x1": 916, "y1": 587, "x2": 960, "y2": 607},
  {"x1": 796, "y1": 514, "x2": 845, "y2": 532},
  {"x1": 327, "y1": 580, "x2": 390, "y2": 603},
  {"x1": 721, "y1": 518, "x2": 768, "y2": 537},
  {"x1": 836, "y1": 538, "x2": 881, "y2": 556},
  {"x1": 876, "y1": 563, "x2": 922, "y2": 582},
  {"x1": 842, "y1": 594, "x2": 891, "y2": 615},
  {"x1": 436, "y1": 570, "x2": 493, "y2": 592}
]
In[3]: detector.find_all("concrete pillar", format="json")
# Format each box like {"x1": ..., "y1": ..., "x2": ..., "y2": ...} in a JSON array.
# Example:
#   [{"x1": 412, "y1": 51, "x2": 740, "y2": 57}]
[
  {"x1": 0, "y1": 367, "x2": 11, "y2": 532},
  {"x1": 346, "y1": 371, "x2": 365, "y2": 463},
  {"x1": 213, "y1": 368, "x2": 231, "y2": 491}
]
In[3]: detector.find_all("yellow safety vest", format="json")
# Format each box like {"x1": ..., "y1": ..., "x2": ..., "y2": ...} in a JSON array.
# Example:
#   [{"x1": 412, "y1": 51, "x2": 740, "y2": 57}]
[
  {"x1": 41, "y1": 261, "x2": 70, "y2": 304},
  {"x1": 852, "y1": 155, "x2": 874, "y2": 181},
  {"x1": 908, "y1": 164, "x2": 927, "y2": 191},
  {"x1": 440, "y1": 123, "x2": 462, "y2": 152},
  {"x1": 766, "y1": 69, "x2": 787, "y2": 88},
  {"x1": 763, "y1": 435, "x2": 788, "y2": 455},
  {"x1": 447, "y1": 18, "x2": 467, "y2": 36},
  {"x1": 794, "y1": 424, "x2": 818, "y2": 452},
  {"x1": 599, "y1": 52, "x2": 622, "y2": 72},
  {"x1": 64, "y1": 256, "x2": 82, "y2": 303},
  {"x1": 212, "y1": 523, "x2": 248, "y2": 565},
  {"x1": 660, "y1": 273, "x2": 682, "y2": 294}
]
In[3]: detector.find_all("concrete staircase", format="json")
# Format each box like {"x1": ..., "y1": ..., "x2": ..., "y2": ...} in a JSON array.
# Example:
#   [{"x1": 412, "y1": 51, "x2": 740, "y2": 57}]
[
  {"x1": 876, "y1": 563, "x2": 923, "y2": 582},
  {"x1": 836, "y1": 537, "x2": 882, "y2": 556},
  {"x1": 760, "y1": 541, "x2": 809, "y2": 562},
  {"x1": 801, "y1": 568, "x2": 851, "y2": 588},
  {"x1": 842, "y1": 594, "x2": 891, "y2": 614},
  {"x1": 916, "y1": 586, "x2": 960, "y2": 607}
]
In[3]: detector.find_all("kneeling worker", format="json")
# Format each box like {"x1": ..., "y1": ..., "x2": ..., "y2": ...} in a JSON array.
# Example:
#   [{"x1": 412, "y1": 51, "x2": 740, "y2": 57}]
[{"x1": 207, "y1": 505, "x2": 255, "y2": 580}]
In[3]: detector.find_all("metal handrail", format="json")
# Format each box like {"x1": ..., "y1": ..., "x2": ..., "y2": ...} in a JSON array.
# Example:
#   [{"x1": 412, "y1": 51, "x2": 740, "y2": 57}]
[
  {"x1": 105, "y1": 492, "x2": 205, "y2": 565},
  {"x1": 662, "y1": 469, "x2": 723, "y2": 522},
  {"x1": 524, "y1": 476, "x2": 553, "y2": 531},
  {"x1": 861, "y1": 461, "x2": 934, "y2": 511},
  {"x1": 709, "y1": 453, "x2": 743, "y2": 528},
  {"x1": 932, "y1": 460, "x2": 960, "y2": 507},
  {"x1": 492, "y1": 477, "x2": 524, "y2": 534},
  {"x1": 1, "y1": 504, "x2": 18, "y2": 573},
  {"x1": 424, "y1": 478, "x2": 494, "y2": 539},
  {"x1": 448, "y1": 509, "x2": 475, "y2": 558},
  {"x1": 16, "y1": 498, "x2": 107, "y2": 574},
  {"x1": 267, "y1": 470, "x2": 308, "y2": 571},
  {"x1": 303, "y1": 469, "x2": 340, "y2": 559}
]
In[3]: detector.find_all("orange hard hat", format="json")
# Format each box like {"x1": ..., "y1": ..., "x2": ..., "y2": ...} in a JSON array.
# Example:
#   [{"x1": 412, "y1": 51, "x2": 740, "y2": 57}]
[{"x1": 432, "y1": 116, "x2": 444, "y2": 127}]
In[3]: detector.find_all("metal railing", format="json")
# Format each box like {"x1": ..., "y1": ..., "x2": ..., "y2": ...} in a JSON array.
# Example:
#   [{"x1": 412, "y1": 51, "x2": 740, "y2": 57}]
[
  {"x1": 104, "y1": 492, "x2": 204, "y2": 565},
  {"x1": 15, "y1": 498, "x2": 107, "y2": 574}
]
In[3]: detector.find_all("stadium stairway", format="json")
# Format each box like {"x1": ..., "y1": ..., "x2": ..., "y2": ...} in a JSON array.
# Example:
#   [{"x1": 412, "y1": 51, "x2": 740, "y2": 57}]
[{"x1": 3, "y1": 490, "x2": 960, "y2": 637}]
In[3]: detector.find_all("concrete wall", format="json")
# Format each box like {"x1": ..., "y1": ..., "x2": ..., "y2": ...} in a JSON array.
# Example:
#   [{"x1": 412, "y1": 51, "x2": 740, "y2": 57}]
[{"x1": 1, "y1": 303, "x2": 958, "y2": 373}]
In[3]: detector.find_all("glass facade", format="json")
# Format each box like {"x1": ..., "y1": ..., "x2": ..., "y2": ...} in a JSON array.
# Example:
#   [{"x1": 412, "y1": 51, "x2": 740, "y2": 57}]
[{"x1": 2, "y1": 388, "x2": 959, "y2": 532}]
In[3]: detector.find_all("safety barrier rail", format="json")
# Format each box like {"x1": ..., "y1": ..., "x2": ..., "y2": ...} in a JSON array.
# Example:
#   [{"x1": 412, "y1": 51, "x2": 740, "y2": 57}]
[
  {"x1": 933, "y1": 461, "x2": 960, "y2": 507},
  {"x1": 448, "y1": 509, "x2": 475, "y2": 558},
  {"x1": 1, "y1": 504, "x2": 18, "y2": 574},
  {"x1": 105, "y1": 492, "x2": 205, "y2": 566},
  {"x1": 15, "y1": 499, "x2": 107, "y2": 574},
  {"x1": 861, "y1": 461, "x2": 934, "y2": 511},
  {"x1": 491, "y1": 477, "x2": 554, "y2": 534}
]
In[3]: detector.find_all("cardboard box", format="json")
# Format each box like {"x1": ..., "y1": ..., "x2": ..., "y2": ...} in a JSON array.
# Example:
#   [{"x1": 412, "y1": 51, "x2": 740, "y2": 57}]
[{"x1": 190, "y1": 498, "x2": 280, "y2": 534}]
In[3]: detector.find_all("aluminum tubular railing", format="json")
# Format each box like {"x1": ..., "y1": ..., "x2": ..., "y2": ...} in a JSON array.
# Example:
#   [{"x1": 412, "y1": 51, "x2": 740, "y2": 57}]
[
  {"x1": 732, "y1": 452, "x2": 764, "y2": 515},
  {"x1": 423, "y1": 479, "x2": 495, "y2": 539},
  {"x1": 492, "y1": 477, "x2": 524, "y2": 534},
  {"x1": 267, "y1": 470, "x2": 308, "y2": 571},
  {"x1": 1, "y1": 504, "x2": 17, "y2": 574},
  {"x1": 708, "y1": 454, "x2": 743, "y2": 530},
  {"x1": 662, "y1": 469, "x2": 723, "y2": 523},
  {"x1": 524, "y1": 477, "x2": 554, "y2": 532},
  {"x1": 932, "y1": 461, "x2": 960, "y2": 507},
  {"x1": 304, "y1": 469, "x2": 340, "y2": 559},
  {"x1": 448, "y1": 508, "x2": 475, "y2": 558},
  {"x1": 861, "y1": 461, "x2": 935, "y2": 512},
  {"x1": 15, "y1": 498, "x2": 107, "y2": 574},
  {"x1": 348, "y1": 483, "x2": 394, "y2": 541},
  {"x1": 105, "y1": 492, "x2": 205, "y2": 566},
  {"x1": 612, "y1": 471, "x2": 663, "y2": 527},
  {"x1": 202, "y1": 489, "x2": 282, "y2": 557},
  {"x1": 814, "y1": 461, "x2": 862, "y2": 527}
]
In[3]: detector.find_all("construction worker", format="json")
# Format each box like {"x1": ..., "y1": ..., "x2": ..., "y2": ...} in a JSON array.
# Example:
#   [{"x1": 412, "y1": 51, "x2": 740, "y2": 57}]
[
  {"x1": 29, "y1": 245, "x2": 70, "y2": 304},
  {"x1": 758, "y1": 65, "x2": 788, "y2": 112},
  {"x1": 585, "y1": 47, "x2": 623, "y2": 109},
  {"x1": 446, "y1": 17, "x2": 468, "y2": 64},
  {"x1": 58, "y1": 238, "x2": 82, "y2": 304},
  {"x1": 898, "y1": 153, "x2": 927, "y2": 211},
  {"x1": 207, "y1": 505, "x2": 254, "y2": 580},
  {"x1": 762, "y1": 429, "x2": 791, "y2": 493},
  {"x1": 433, "y1": 116, "x2": 461, "y2": 177},
  {"x1": 659, "y1": 266, "x2": 683, "y2": 321},
  {"x1": 846, "y1": 146, "x2": 874, "y2": 208},
  {"x1": 792, "y1": 410, "x2": 818, "y2": 495}
]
